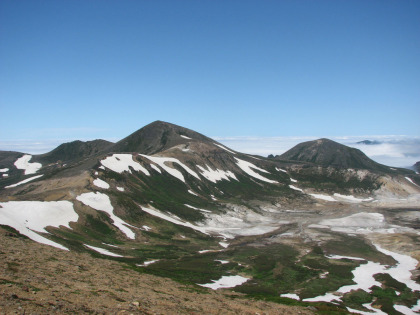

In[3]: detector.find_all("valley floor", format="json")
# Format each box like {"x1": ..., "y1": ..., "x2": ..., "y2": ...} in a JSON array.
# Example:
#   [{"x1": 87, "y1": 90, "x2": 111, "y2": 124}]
[{"x1": 0, "y1": 227, "x2": 314, "y2": 315}]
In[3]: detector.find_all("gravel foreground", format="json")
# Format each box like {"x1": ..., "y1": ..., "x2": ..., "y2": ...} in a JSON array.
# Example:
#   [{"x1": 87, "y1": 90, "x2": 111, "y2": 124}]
[{"x1": 0, "y1": 227, "x2": 314, "y2": 315}]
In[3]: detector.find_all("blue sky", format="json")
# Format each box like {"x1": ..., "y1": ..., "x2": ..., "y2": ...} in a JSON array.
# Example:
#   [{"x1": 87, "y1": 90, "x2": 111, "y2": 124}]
[{"x1": 1, "y1": 1, "x2": 419, "y2": 159}]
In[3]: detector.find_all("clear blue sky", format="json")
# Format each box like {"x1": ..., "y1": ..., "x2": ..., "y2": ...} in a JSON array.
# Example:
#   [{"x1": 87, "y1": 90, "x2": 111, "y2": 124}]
[{"x1": 1, "y1": 0, "x2": 419, "y2": 146}]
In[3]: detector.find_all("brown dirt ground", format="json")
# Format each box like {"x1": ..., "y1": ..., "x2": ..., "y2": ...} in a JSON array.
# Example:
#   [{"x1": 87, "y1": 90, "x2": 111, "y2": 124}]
[{"x1": 0, "y1": 227, "x2": 314, "y2": 315}]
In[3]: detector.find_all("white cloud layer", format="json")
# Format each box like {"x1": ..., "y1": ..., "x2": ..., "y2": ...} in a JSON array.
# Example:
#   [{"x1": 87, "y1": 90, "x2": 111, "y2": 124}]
[{"x1": 1, "y1": 136, "x2": 419, "y2": 169}]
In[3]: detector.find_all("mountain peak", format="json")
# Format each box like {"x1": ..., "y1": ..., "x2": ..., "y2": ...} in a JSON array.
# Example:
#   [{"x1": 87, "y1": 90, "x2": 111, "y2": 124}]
[
  {"x1": 109, "y1": 121, "x2": 214, "y2": 155},
  {"x1": 277, "y1": 138, "x2": 389, "y2": 171}
]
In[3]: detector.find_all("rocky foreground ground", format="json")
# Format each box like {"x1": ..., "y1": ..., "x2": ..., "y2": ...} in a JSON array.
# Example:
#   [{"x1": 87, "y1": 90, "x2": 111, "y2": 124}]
[{"x1": 0, "y1": 227, "x2": 314, "y2": 315}]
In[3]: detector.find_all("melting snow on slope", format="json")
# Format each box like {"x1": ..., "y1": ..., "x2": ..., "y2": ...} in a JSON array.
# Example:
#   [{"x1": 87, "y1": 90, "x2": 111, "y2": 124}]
[
  {"x1": 289, "y1": 185, "x2": 303, "y2": 192},
  {"x1": 140, "y1": 154, "x2": 200, "y2": 183},
  {"x1": 302, "y1": 244, "x2": 420, "y2": 313},
  {"x1": 406, "y1": 177, "x2": 420, "y2": 187},
  {"x1": 196, "y1": 165, "x2": 238, "y2": 183},
  {"x1": 137, "y1": 260, "x2": 159, "y2": 267},
  {"x1": 76, "y1": 192, "x2": 136, "y2": 239},
  {"x1": 14, "y1": 155, "x2": 42, "y2": 175},
  {"x1": 180, "y1": 135, "x2": 192, "y2": 140},
  {"x1": 280, "y1": 293, "x2": 300, "y2": 300},
  {"x1": 85, "y1": 244, "x2": 123, "y2": 257},
  {"x1": 101, "y1": 154, "x2": 150, "y2": 175},
  {"x1": 234, "y1": 158, "x2": 278, "y2": 183},
  {"x1": 93, "y1": 178, "x2": 110, "y2": 189},
  {"x1": 0, "y1": 200, "x2": 78, "y2": 250},
  {"x1": 184, "y1": 204, "x2": 212, "y2": 213},
  {"x1": 198, "y1": 275, "x2": 249, "y2": 290},
  {"x1": 5, "y1": 175, "x2": 44, "y2": 188},
  {"x1": 188, "y1": 190, "x2": 199, "y2": 196},
  {"x1": 276, "y1": 167, "x2": 287, "y2": 173},
  {"x1": 214, "y1": 143, "x2": 236, "y2": 154},
  {"x1": 309, "y1": 194, "x2": 336, "y2": 202}
]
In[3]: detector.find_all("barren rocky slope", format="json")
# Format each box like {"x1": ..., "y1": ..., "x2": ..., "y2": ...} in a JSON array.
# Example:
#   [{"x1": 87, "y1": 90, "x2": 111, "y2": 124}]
[{"x1": 0, "y1": 226, "x2": 313, "y2": 315}]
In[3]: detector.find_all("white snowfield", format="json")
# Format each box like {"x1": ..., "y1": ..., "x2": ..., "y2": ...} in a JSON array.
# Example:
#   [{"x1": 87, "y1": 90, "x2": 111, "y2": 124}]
[
  {"x1": 84, "y1": 244, "x2": 123, "y2": 257},
  {"x1": 140, "y1": 154, "x2": 200, "y2": 183},
  {"x1": 198, "y1": 275, "x2": 249, "y2": 290},
  {"x1": 14, "y1": 155, "x2": 42, "y2": 175},
  {"x1": 214, "y1": 143, "x2": 236, "y2": 154},
  {"x1": 101, "y1": 154, "x2": 150, "y2": 175},
  {"x1": 196, "y1": 164, "x2": 238, "y2": 183},
  {"x1": 93, "y1": 178, "x2": 110, "y2": 189},
  {"x1": 5, "y1": 174, "x2": 44, "y2": 188},
  {"x1": 76, "y1": 192, "x2": 136, "y2": 239},
  {"x1": 0, "y1": 200, "x2": 78, "y2": 250},
  {"x1": 301, "y1": 244, "x2": 420, "y2": 314},
  {"x1": 234, "y1": 158, "x2": 278, "y2": 183}
]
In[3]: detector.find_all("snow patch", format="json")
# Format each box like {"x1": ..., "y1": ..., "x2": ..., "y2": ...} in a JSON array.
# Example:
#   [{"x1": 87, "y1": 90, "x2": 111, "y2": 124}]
[
  {"x1": 280, "y1": 293, "x2": 300, "y2": 300},
  {"x1": 101, "y1": 154, "x2": 150, "y2": 175},
  {"x1": 14, "y1": 155, "x2": 42, "y2": 175},
  {"x1": 184, "y1": 204, "x2": 212, "y2": 213},
  {"x1": 2, "y1": 174, "x2": 8, "y2": 177},
  {"x1": 214, "y1": 143, "x2": 236, "y2": 154},
  {"x1": 196, "y1": 164, "x2": 238, "y2": 183},
  {"x1": 215, "y1": 260, "x2": 229, "y2": 264},
  {"x1": 0, "y1": 168, "x2": 9, "y2": 172},
  {"x1": 276, "y1": 167, "x2": 287, "y2": 173},
  {"x1": 85, "y1": 244, "x2": 123, "y2": 257},
  {"x1": 219, "y1": 241, "x2": 229, "y2": 248},
  {"x1": 406, "y1": 177, "x2": 420, "y2": 187},
  {"x1": 289, "y1": 185, "x2": 303, "y2": 192},
  {"x1": 142, "y1": 225, "x2": 152, "y2": 231},
  {"x1": 150, "y1": 164, "x2": 161, "y2": 173},
  {"x1": 76, "y1": 192, "x2": 136, "y2": 239},
  {"x1": 93, "y1": 178, "x2": 110, "y2": 189},
  {"x1": 333, "y1": 193, "x2": 374, "y2": 203},
  {"x1": 235, "y1": 158, "x2": 278, "y2": 183},
  {"x1": 290, "y1": 178, "x2": 297, "y2": 183},
  {"x1": 199, "y1": 275, "x2": 249, "y2": 290},
  {"x1": 140, "y1": 154, "x2": 200, "y2": 183},
  {"x1": 309, "y1": 193, "x2": 336, "y2": 202},
  {"x1": 180, "y1": 135, "x2": 192, "y2": 140},
  {"x1": 0, "y1": 200, "x2": 78, "y2": 250},
  {"x1": 116, "y1": 186, "x2": 125, "y2": 192},
  {"x1": 188, "y1": 189, "x2": 198, "y2": 196},
  {"x1": 137, "y1": 260, "x2": 159, "y2": 267},
  {"x1": 5, "y1": 175, "x2": 43, "y2": 188}
]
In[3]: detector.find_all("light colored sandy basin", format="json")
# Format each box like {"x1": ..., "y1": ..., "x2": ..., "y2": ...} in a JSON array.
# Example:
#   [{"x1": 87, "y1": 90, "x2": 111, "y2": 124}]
[
  {"x1": 0, "y1": 200, "x2": 78, "y2": 250},
  {"x1": 198, "y1": 275, "x2": 249, "y2": 290},
  {"x1": 76, "y1": 192, "x2": 136, "y2": 239},
  {"x1": 14, "y1": 155, "x2": 42, "y2": 175}
]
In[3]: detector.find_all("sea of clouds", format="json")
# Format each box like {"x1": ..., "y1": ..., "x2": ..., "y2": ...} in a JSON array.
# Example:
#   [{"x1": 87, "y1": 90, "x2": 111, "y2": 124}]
[{"x1": 1, "y1": 136, "x2": 419, "y2": 169}]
